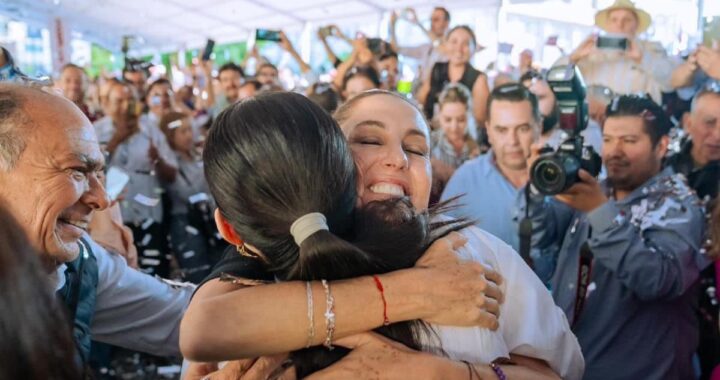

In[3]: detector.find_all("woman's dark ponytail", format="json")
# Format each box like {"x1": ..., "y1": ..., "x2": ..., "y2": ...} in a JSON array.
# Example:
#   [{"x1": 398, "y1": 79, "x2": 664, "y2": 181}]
[{"x1": 204, "y1": 92, "x2": 470, "y2": 378}]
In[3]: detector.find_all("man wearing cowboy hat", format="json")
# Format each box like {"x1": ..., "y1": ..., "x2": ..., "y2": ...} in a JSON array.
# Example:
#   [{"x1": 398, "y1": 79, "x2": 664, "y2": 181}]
[{"x1": 559, "y1": 0, "x2": 674, "y2": 103}]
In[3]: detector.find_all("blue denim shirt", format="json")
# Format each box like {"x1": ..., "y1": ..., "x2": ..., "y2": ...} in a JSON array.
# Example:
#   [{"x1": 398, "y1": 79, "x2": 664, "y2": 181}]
[
  {"x1": 520, "y1": 167, "x2": 707, "y2": 380},
  {"x1": 440, "y1": 152, "x2": 556, "y2": 282}
]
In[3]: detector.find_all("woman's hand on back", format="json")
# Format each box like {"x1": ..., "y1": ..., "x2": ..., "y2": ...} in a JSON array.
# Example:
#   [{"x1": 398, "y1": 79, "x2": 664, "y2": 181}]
[
  {"x1": 415, "y1": 231, "x2": 467, "y2": 267},
  {"x1": 305, "y1": 332, "x2": 463, "y2": 380},
  {"x1": 184, "y1": 355, "x2": 295, "y2": 380},
  {"x1": 398, "y1": 231, "x2": 505, "y2": 330}
]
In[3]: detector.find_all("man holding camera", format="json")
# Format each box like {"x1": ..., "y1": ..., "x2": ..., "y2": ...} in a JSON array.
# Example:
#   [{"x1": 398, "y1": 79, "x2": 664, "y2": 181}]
[
  {"x1": 521, "y1": 94, "x2": 705, "y2": 380},
  {"x1": 560, "y1": 0, "x2": 673, "y2": 103},
  {"x1": 440, "y1": 83, "x2": 558, "y2": 281}
]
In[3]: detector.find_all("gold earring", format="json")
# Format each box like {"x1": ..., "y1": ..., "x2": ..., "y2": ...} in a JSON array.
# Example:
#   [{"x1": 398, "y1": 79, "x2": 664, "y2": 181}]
[{"x1": 236, "y1": 244, "x2": 256, "y2": 258}]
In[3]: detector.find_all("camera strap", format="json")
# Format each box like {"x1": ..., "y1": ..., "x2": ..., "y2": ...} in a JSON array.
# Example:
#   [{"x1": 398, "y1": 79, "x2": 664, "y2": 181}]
[
  {"x1": 572, "y1": 226, "x2": 594, "y2": 328},
  {"x1": 518, "y1": 185, "x2": 534, "y2": 269}
]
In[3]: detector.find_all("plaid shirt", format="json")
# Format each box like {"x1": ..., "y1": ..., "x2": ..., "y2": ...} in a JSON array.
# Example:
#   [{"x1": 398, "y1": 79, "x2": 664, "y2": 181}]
[{"x1": 430, "y1": 129, "x2": 480, "y2": 169}]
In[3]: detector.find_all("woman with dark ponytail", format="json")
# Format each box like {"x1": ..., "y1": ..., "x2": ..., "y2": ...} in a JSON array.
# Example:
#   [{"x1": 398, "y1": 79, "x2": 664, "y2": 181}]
[
  {"x1": 182, "y1": 91, "x2": 584, "y2": 379},
  {"x1": 196, "y1": 91, "x2": 474, "y2": 376}
]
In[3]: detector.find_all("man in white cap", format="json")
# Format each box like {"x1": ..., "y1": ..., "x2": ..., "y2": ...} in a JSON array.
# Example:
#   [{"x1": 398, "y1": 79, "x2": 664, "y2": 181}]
[{"x1": 558, "y1": 0, "x2": 674, "y2": 103}]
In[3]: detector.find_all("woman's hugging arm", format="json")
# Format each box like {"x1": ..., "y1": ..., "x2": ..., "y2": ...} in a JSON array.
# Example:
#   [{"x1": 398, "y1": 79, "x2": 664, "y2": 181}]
[{"x1": 180, "y1": 234, "x2": 502, "y2": 362}]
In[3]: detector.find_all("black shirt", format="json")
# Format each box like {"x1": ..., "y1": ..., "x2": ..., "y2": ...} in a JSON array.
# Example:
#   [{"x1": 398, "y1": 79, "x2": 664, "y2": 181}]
[
  {"x1": 665, "y1": 138, "x2": 720, "y2": 202},
  {"x1": 424, "y1": 62, "x2": 482, "y2": 120},
  {"x1": 664, "y1": 137, "x2": 720, "y2": 378},
  {"x1": 196, "y1": 246, "x2": 273, "y2": 291}
]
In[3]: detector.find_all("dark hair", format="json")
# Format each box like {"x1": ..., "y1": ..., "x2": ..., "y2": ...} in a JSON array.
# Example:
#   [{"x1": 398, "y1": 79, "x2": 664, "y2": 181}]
[
  {"x1": 240, "y1": 79, "x2": 263, "y2": 91},
  {"x1": 60, "y1": 63, "x2": 86, "y2": 76},
  {"x1": 434, "y1": 6, "x2": 451, "y2": 21},
  {"x1": 257, "y1": 62, "x2": 278, "y2": 74},
  {"x1": 204, "y1": 92, "x2": 467, "y2": 377},
  {"x1": 487, "y1": 82, "x2": 541, "y2": 122},
  {"x1": 113, "y1": 79, "x2": 138, "y2": 97},
  {"x1": 379, "y1": 51, "x2": 399, "y2": 62},
  {"x1": 342, "y1": 66, "x2": 381, "y2": 91},
  {"x1": 0, "y1": 205, "x2": 80, "y2": 379},
  {"x1": 606, "y1": 95, "x2": 671, "y2": 147},
  {"x1": 146, "y1": 78, "x2": 172, "y2": 96},
  {"x1": 307, "y1": 82, "x2": 339, "y2": 113},
  {"x1": 218, "y1": 62, "x2": 245, "y2": 78},
  {"x1": 447, "y1": 25, "x2": 477, "y2": 50}
]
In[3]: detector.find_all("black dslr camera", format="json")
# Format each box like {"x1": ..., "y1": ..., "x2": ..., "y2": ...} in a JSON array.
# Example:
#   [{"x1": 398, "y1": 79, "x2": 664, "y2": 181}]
[{"x1": 530, "y1": 65, "x2": 602, "y2": 195}]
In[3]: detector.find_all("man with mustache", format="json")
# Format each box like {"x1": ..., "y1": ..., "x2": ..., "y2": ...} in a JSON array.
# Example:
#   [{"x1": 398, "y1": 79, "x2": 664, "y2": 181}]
[
  {"x1": 664, "y1": 87, "x2": 720, "y2": 378},
  {"x1": 0, "y1": 83, "x2": 192, "y2": 375},
  {"x1": 207, "y1": 62, "x2": 244, "y2": 117},
  {"x1": 441, "y1": 83, "x2": 555, "y2": 282},
  {"x1": 521, "y1": 94, "x2": 706, "y2": 380}
]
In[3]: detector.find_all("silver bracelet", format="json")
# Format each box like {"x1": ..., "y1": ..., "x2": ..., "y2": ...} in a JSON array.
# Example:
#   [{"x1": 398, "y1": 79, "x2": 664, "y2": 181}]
[
  {"x1": 305, "y1": 281, "x2": 315, "y2": 348},
  {"x1": 321, "y1": 279, "x2": 336, "y2": 350}
]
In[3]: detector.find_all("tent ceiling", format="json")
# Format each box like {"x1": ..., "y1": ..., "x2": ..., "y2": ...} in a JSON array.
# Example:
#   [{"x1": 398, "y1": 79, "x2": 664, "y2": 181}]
[{"x1": 0, "y1": 0, "x2": 500, "y2": 51}]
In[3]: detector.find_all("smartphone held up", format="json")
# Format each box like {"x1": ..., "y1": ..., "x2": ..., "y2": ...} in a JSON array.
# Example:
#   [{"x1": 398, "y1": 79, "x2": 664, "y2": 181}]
[{"x1": 256, "y1": 29, "x2": 281, "y2": 42}]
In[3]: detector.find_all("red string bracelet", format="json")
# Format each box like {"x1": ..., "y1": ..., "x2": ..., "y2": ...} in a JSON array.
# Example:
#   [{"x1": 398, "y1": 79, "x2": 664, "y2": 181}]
[{"x1": 372, "y1": 275, "x2": 390, "y2": 326}]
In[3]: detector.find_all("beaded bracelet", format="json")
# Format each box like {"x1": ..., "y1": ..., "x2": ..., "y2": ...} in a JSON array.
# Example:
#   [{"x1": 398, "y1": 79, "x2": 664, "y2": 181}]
[
  {"x1": 489, "y1": 362, "x2": 507, "y2": 380},
  {"x1": 321, "y1": 279, "x2": 336, "y2": 350},
  {"x1": 305, "y1": 282, "x2": 315, "y2": 348}
]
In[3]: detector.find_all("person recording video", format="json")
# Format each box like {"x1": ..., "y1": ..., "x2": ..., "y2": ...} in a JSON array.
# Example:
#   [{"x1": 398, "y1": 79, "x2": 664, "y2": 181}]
[
  {"x1": 557, "y1": 0, "x2": 674, "y2": 103},
  {"x1": 519, "y1": 92, "x2": 707, "y2": 380}
]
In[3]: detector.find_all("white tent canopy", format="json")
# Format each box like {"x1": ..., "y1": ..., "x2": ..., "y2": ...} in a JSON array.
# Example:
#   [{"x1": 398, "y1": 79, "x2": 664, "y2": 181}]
[{"x1": 0, "y1": 0, "x2": 500, "y2": 52}]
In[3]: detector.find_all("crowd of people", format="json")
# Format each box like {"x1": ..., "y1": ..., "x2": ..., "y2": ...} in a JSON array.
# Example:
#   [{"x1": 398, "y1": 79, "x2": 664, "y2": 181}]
[{"x1": 1, "y1": 0, "x2": 720, "y2": 379}]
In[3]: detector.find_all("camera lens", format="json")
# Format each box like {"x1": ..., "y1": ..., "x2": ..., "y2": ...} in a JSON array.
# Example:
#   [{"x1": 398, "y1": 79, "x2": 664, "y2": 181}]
[
  {"x1": 540, "y1": 163, "x2": 560, "y2": 184},
  {"x1": 531, "y1": 159, "x2": 566, "y2": 195}
]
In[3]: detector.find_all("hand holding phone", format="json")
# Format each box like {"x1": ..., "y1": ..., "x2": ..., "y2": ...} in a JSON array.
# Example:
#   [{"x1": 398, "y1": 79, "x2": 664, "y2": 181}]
[
  {"x1": 570, "y1": 34, "x2": 596, "y2": 64},
  {"x1": 201, "y1": 39, "x2": 215, "y2": 61},
  {"x1": 624, "y1": 38, "x2": 643, "y2": 63},
  {"x1": 256, "y1": 29, "x2": 281, "y2": 42},
  {"x1": 319, "y1": 26, "x2": 333, "y2": 38},
  {"x1": 596, "y1": 35, "x2": 628, "y2": 50}
]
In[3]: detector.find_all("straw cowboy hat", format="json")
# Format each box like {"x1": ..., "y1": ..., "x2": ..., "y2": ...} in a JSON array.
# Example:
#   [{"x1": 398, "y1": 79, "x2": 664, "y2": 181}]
[{"x1": 595, "y1": 0, "x2": 652, "y2": 34}]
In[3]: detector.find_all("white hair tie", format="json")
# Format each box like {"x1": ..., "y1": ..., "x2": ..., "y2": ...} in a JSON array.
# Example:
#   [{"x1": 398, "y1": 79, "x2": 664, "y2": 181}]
[
  {"x1": 290, "y1": 213, "x2": 329, "y2": 246},
  {"x1": 168, "y1": 119, "x2": 183, "y2": 129}
]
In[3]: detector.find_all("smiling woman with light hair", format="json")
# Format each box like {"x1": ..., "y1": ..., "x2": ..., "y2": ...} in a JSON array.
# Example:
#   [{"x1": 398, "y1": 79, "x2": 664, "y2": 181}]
[{"x1": 182, "y1": 90, "x2": 584, "y2": 380}]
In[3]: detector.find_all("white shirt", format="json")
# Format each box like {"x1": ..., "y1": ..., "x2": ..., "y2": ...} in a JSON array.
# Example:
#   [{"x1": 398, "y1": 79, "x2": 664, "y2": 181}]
[
  {"x1": 52, "y1": 263, "x2": 68, "y2": 291},
  {"x1": 94, "y1": 116, "x2": 178, "y2": 225},
  {"x1": 54, "y1": 235, "x2": 194, "y2": 356},
  {"x1": 428, "y1": 222, "x2": 585, "y2": 380},
  {"x1": 556, "y1": 40, "x2": 675, "y2": 103}
]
